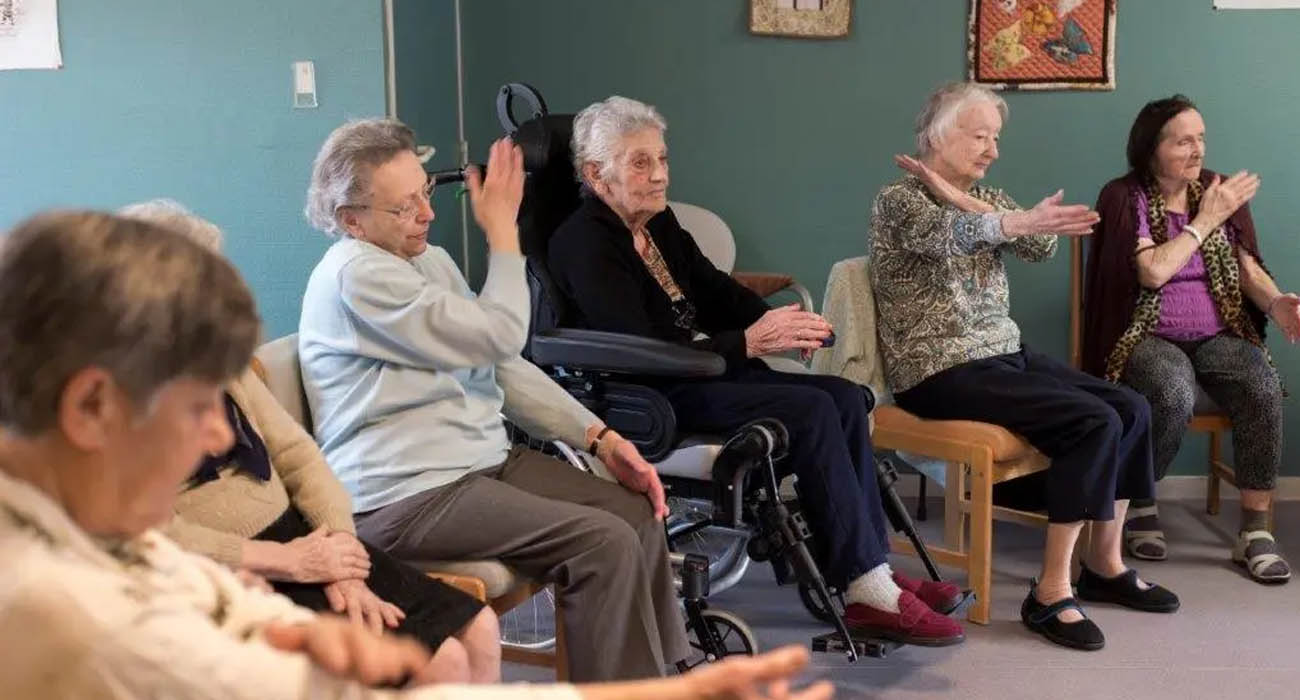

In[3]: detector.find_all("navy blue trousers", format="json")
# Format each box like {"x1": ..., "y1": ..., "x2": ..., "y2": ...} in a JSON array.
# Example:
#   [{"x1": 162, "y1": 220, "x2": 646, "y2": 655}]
[
  {"x1": 661, "y1": 365, "x2": 890, "y2": 589},
  {"x1": 895, "y1": 347, "x2": 1155, "y2": 523}
]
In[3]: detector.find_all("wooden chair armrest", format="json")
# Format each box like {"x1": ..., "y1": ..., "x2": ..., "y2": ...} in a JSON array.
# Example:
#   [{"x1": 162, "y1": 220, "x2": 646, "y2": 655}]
[
  {"x1": 732, "y1": 271, "x2": 795, "y2": 298},
  {"x1": 426, "y1": 572, "x2": 487, "y2": 603},
  {"x1": 249, "y1": 355, "x2": 268, "y2": 385}
]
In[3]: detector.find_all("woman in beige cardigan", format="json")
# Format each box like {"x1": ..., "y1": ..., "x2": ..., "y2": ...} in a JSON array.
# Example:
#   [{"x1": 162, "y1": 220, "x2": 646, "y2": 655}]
[{"x1": 121, "y1": 200, "x2": 500, "y2": 683}]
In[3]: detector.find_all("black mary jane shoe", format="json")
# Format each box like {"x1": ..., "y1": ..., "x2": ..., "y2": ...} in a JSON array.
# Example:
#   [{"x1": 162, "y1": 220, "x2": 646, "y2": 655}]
[
  {"x1": 1021, "y1": 582, "x2": 1105, "y2": 651},
  {"x1": 1076, "y1": 565, "x2": 1180, "y2": 613}
]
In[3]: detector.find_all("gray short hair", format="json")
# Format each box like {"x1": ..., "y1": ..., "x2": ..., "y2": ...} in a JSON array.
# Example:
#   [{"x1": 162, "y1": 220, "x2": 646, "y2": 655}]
[
  {"x1": 914, "y1": 82, "x2": 1008, "y2": 158},
  {"x1": 118, "y1": 199, "x2": 224, "y2": 253},
  {"x1": 572, "y1": 96, "x2": 667, "y2": 183},
  {"x1": 305, "y1": 118, "x2": 417, "y2": 236},
  {"x1": 0, "y1": 211, "x2": 260, "y2": 434}
]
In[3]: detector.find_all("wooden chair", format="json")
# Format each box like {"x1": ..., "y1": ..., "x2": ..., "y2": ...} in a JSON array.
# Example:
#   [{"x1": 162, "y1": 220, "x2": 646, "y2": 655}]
[
  {"x1": 251, "y1": 334, "x2": 567, "y2": 679},
  {"x1": 816, "y1": 256, "x2": 1083, "y2": 625},
  {"x1": 1067, "y1": 237, "x2": 1237, "y2": 517}
]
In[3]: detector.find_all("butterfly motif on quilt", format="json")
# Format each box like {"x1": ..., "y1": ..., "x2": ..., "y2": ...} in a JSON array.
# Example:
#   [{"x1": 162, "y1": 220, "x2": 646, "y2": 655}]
[{"x1": 1042, "y1": 17, "x2": 1094, "y2": 64}]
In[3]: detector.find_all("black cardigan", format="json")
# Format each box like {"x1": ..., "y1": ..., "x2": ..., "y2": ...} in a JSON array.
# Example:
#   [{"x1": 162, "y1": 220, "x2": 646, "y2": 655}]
[{"x1": 547, "y1": 195, "x2": 770, "y2": 373}]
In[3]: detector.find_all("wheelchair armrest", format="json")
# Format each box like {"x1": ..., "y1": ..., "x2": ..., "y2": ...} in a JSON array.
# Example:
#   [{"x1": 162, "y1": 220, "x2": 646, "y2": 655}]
[
  {"x1": 732, "y1": 271, "x2": 816, "y2": 312},
  {"x1": 531, "y1": 329, "x2": 726, "y2": 378}
]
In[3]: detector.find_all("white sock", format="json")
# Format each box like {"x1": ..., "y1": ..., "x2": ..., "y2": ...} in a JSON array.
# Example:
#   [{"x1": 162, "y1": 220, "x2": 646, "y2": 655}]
[{"x1": 844, "y1": 563, "x2": 902, "y2": 613}]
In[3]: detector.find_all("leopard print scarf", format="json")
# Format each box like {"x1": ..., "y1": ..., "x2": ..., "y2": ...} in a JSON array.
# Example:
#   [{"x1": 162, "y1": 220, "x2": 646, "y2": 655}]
[{"x1": 1103, "y1": 178, "x2": 1264, "y2": 382}]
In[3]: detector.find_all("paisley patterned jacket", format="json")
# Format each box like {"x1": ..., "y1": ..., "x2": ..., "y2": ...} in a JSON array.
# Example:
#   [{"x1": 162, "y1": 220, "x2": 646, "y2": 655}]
[{"x1": 868, "y1": 175, "x2": 1057, "y2": 393}]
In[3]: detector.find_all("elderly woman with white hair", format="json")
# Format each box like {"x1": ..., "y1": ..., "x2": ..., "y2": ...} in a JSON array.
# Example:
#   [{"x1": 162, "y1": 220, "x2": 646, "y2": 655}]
[
  {"x1": 871, "y1": 82, "x2": 1180, "y2": 651},
  {"x1": 297, "y1": 118, "x2": 692, "y2": 681},
  {"x1": 117, "y1": 199, "x2": 500, "y2": 684},
  {"x1": 547, "y1": 96, "x2": 966, "y2": 648},
  {"x1": 0, "y1": 207, "x2": 834, "y2": 699}
]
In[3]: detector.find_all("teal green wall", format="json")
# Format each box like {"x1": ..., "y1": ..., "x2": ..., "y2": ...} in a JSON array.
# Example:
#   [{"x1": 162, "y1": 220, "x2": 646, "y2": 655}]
[
  {"x1": 407, "y1": 0, "x2": 1300, "y2": 477},
  {"x1": 392, "y1": 0, "x2": 467, "y2": 266},
  {"x1": 0, "y1": 0, "x2": 386, "y2": 338}
]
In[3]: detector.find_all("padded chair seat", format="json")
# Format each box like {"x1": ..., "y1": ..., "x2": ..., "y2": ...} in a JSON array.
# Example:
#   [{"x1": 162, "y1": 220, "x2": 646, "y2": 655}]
[
  {"x1": 409, "y1": 559, "x2": 525, "y2": 599},
  {"x1": 653, "y1": 436, "x2": 725, "y2": 480},
  {"x1": 874, "y1": 404, "x2": 1042, "y2": 463}
]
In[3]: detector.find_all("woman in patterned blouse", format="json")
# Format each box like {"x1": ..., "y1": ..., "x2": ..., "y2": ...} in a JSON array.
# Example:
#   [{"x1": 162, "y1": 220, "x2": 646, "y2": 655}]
[{"x1": 870, "y1": 82, "x2": 1179, "y2": 651}]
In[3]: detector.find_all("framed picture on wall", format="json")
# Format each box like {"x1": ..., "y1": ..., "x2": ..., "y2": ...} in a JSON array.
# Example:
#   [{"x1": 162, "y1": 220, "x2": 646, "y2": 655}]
[
  {"x1": 968, "y1": 0, "x2": 1117, "y2": 91},
  {"x1": 749, "y1": 0, "x2": 852, "y2": 39}
]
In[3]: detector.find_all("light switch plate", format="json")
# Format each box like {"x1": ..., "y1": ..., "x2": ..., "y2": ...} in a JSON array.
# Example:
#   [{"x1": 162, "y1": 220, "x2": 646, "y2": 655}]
[{"x1": 293, "y1": 61, "x2": 318, "y2": 109}]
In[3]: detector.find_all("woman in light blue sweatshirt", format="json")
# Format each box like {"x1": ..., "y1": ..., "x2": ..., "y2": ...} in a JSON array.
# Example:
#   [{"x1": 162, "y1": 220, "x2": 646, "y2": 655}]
[{"x1": 298, "y1": 119, "x2": 687, "y2": 681}]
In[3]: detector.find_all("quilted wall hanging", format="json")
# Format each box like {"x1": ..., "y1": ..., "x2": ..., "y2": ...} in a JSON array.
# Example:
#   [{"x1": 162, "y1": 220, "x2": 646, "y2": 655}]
[{"x1": 968, "y1": 0, "x2": 1117, "y2": 91}]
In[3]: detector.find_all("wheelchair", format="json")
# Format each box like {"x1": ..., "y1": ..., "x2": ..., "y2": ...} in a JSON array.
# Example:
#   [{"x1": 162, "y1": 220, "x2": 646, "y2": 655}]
[{"x1": 431, "y1": 83, "x2": 969, "y2": 664}]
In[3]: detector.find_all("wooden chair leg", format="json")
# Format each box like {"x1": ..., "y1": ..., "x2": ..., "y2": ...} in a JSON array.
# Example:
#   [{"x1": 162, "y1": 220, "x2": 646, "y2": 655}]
[
  {"x1": 944, "y1": 461, "x2": 966, "y2": 553},
  {"x1": 553, "y1": 596, "x2": 569, "y2": 681},
  {"x1": 966, "y1": 453, "x2": 994, "y2": 625},
  {"x1": 1207, "y1": 430, "x2": 1222, "y2": 515}
]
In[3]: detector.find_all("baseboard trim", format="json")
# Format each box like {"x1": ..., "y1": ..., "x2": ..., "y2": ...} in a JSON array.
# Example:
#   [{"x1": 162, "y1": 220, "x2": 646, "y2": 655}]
[{"x1": 893, "y1": 475, "x2": 1300, "y2": 502}]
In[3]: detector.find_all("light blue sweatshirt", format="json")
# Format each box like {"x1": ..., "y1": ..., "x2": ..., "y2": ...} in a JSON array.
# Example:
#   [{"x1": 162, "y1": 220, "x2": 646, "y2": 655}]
[{"x1": 298, "y1": 238, "x2": 598, "y2": 513}]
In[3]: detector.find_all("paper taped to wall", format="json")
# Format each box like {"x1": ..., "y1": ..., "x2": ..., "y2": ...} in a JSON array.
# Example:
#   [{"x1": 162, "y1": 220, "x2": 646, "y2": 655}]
[
  {"x1": 0, "y1": 0, "x2": 62, "y2": 70},
  {"x1": 1214, "y1": 0, "x2": 1300, "y2": 8}
]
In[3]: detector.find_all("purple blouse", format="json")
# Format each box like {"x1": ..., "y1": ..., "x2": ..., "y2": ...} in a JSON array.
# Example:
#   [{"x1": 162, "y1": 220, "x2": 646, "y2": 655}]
[{"x1": 1135, "y1": 190, "x2": 1229, "y2": 341}]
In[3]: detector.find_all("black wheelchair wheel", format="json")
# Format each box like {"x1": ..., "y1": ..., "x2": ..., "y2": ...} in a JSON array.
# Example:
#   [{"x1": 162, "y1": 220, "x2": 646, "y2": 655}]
[
  {"x1": 797, "y1": 581, "x2": 840, "y2": 625},
  {"x1": 676, "y1": 609, "x2": 758, "y2": 671}
]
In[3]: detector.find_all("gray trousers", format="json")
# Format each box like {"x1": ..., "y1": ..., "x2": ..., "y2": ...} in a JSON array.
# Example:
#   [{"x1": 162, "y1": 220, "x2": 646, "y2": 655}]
[
  {"x1": 1122, "y1": 333, "x2": 1282, "y2": 492},
  {"x1": 354, "y1": 447, "x2": 688, "y2": 681}
]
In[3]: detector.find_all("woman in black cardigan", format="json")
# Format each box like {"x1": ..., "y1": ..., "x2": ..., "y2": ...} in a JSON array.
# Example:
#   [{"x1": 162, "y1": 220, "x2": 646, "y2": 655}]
[{"x1": 548, "y1": 96, "x2": 963, "y2": 646}]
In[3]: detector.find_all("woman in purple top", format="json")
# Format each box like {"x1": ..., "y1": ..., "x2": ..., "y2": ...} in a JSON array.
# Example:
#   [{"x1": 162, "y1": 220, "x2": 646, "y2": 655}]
[{"x1": 1085, "y1": 95, "x2": 1300, "y2": 584}]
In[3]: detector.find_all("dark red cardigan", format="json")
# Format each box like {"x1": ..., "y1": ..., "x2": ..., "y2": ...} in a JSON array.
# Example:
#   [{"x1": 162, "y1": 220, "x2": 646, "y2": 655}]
[{"x1": 1080, "y1": 169, "x2": 1268, "y2": 378}]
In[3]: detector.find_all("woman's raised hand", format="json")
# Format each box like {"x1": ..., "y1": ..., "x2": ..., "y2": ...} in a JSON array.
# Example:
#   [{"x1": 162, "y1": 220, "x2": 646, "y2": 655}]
[
  {"x1": 465, "y1": 137, "x2": 526, "y2": 252},
  {"x1": 1195, "y1": 171, "x2": 1260, "y2": 233},
  {"x1": 1001, "y1": 190, "x2": 1099, "y2": 238},
  {"x1": 894, "y1": 154, "x2": 988, "y2": 213}
]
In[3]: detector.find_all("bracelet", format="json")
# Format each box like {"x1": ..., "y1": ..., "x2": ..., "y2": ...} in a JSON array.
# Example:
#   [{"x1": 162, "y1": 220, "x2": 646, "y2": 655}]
[
  {"x1": 1182, "y1": 224, "x2": 1205, "y2": 246},
  {"x1": 1267, "y1": 294, "x2": 1287, "y2": 316},
  {"x1": 588, "y1": 426, "x2": 613, "y2": 456}
]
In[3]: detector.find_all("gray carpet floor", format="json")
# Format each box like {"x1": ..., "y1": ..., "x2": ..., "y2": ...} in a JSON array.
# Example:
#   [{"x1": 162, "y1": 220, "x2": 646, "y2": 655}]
[{"x1": 505, "y1": 499, "x2": 1300, "y2": 699}]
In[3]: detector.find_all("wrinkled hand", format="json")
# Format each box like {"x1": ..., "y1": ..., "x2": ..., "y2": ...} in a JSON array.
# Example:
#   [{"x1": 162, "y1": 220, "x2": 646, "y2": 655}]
[
  {"x1": 1269, "y1": 293, "x2": 1300, "y2": 343},
  {"x1": 1001, "y1": 190, "x2": 1099, "y2": 238},
  {"x1": 744, "y1": 304, "x2": 832, "y2": 357},
  {"x1": 465, "y1": 137, "x2": 525, "y2": 252},
  {"x1": 263, "y1": 616, "x2": 430, "y2": 688},
  {"x1": 324, "y1": 578, "x2": 406, "y2": 635},
  {"x1": 677, "y1": 645, "x2": 834, "y2": 700},
  {"x1": 597, "y1": 433, "x2": 668, "y2": 520},
  {"x1": 894, "y1": 154, "x2": 986, "y2": 213},
  {"x1": 285, "y1": 528, "x2": 370, "y2": 584},
  {"x1": 1197, "y1": 171, "x2": 1260, "y2": 232}
]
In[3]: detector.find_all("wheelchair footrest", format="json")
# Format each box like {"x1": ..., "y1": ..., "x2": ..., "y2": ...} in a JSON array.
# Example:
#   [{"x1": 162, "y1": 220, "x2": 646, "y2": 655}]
[
  {"x1": 810, "y1": 631, "x2": 899, "y2": 659},
  {"x1": 949, "y1": 589, "x2": 977, "y2": 616}
]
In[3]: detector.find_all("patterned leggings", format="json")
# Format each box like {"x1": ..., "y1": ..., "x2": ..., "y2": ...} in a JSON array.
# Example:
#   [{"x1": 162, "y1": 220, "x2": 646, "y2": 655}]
[{"x1": 1122, "y1": 333, "x2": 1282, "y2": 491}]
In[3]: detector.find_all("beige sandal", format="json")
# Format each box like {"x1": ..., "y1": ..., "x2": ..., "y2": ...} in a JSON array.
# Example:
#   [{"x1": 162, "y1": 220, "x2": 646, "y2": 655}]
[{"x1": 1233, "y1": 530, "x2": 1291, "y2": 584}]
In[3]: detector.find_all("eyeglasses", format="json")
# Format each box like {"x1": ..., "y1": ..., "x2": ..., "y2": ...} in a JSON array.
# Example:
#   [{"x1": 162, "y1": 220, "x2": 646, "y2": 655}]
[{"x1": 340, "y1": 180, "x2": 436, "y2": 223}]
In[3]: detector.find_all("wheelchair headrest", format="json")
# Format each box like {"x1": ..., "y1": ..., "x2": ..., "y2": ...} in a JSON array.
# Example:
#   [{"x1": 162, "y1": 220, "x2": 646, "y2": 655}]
[
  {"x1": 512, "y1": 113, "x2": 581, "y2": 260},
  {"x1": 513, "y1": 114, "x2": 574, "y2": 174}
]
